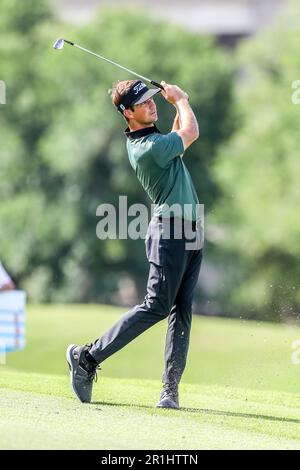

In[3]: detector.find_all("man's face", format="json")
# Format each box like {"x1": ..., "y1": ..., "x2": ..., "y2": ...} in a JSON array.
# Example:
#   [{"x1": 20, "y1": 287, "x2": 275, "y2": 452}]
[{"x1": 126, "y1": 98, "x2": 158, "y2": 125}]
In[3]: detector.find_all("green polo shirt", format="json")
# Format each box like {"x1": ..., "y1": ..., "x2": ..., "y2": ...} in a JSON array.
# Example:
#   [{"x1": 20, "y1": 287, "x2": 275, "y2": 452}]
[{"x1": 125, "y1": 125, "x2": 199, "y2": 221}]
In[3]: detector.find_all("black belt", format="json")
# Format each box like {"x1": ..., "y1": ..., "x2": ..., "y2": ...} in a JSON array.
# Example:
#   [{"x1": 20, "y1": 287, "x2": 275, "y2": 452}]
[{"x1": 156, "y1": 216, "x2": 197, "y2": 231}]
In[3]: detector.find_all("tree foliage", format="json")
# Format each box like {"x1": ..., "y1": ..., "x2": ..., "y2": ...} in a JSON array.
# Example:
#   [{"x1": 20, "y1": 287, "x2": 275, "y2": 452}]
[{"x1": 212, "y1": 0, "x2": 300, "y2": 321}]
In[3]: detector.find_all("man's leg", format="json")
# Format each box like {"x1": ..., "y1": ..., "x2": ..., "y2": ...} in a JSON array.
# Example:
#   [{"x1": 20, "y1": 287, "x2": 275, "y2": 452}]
[
  {"x1": 88, "y1": 261, "x2": 182, "y2": 364},
  {"x1": 157, "y1": 248, "x2": 202, "y2": 409},
  {"x1": 163, "y1": 248, "x2": 203, "y2": 384},
  {"x1": 88, "y1": 220, "x2": 190, "y2": 365},
  {"x1": 67, "y1": 217, "x2": 193, "y2": 404},
  {"x1": 67, "y1": 257, "x2": 181, "y2": 404}
]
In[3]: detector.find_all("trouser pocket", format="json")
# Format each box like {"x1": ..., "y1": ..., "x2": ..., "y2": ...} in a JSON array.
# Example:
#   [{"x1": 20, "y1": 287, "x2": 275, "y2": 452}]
[
  {"x1": 145, "y1": 221, "x2": 164, "y2": 266},
  {"x1": 146, "y1": 262, "x2": 164, "y2": 302}
]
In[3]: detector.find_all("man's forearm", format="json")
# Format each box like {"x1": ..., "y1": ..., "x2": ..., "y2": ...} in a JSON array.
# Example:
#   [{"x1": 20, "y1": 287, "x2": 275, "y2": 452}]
[
  {"x1": 175, "y1": 99, "x2": 199, "y2": 137},
  {"x1": 171, "y1": 109, "x2": 181, "y2": 132}
]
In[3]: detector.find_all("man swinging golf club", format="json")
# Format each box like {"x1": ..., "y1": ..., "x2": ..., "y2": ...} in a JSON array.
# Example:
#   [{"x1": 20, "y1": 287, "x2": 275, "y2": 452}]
[{"x1": 67, "y1": 79, "x2": 203, "y2": 409}]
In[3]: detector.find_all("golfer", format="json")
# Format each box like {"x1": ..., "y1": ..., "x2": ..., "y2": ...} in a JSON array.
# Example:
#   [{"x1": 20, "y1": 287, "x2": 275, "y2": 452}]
[{"x1": 67, "y1": 80, "x2": 203, "y2": 409}]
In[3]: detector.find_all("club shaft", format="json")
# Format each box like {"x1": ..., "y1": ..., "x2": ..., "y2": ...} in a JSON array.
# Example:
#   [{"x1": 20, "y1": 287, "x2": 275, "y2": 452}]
[{"x1": 74, "y1": 44, "x2": 152, "y2": 84}]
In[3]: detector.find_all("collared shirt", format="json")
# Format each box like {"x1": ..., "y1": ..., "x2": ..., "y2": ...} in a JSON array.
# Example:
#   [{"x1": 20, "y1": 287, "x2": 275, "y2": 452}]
[{"x1": 124, "y1": 125, "x2": 199, "y2": 221}]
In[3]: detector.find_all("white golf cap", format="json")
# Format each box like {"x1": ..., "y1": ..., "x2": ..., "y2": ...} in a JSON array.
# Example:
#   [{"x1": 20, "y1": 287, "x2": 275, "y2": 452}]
[{"x1": 132, "y1": 87, "x2": 161, "y2": 105}]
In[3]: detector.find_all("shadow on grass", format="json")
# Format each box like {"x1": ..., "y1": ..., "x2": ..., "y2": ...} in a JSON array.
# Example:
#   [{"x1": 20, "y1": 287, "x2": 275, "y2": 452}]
[
  {"x1": 92, "y1": 401, "x2": 300, "y2": 424},
  {"x1": 181, "y1": 407, "x2": 300, "y2": 424}
]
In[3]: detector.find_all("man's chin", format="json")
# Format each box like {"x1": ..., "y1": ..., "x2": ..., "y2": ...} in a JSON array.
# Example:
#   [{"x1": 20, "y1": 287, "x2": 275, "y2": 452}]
[{"x1": 140, "y1": 116, "x2": 158, "y2": 126}]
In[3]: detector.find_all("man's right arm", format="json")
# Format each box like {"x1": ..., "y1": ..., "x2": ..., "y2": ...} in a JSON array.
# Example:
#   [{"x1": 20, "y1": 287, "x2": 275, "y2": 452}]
[
  {"x1": 174, "y1": 99, "x2": 199, "y2": 151},
  {"x1": 161, "y1": 81, "x2": 199, "y2": 151}
]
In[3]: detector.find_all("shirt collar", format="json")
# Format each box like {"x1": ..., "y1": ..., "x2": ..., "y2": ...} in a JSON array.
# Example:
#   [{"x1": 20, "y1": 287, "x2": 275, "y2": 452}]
[{"x1": 124, "y1": 124, "x2": 161, "y2": 141}]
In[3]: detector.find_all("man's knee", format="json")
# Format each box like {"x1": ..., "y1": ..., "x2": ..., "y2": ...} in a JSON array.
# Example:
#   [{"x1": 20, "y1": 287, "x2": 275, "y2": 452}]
[{"x1": 142, "y1": 294, "x2": 171, "y2": 320}]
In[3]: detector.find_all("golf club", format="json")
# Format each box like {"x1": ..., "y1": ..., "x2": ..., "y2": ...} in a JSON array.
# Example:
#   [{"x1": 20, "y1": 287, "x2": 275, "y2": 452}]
[{"x1": 53, "y1": 38, "x2": 164, "y2": 90}]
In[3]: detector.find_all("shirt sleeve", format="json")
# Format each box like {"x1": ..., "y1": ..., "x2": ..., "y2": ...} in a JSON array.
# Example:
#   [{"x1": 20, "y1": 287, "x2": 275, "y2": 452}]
[
  {"x1": 0, "y1": 263, "x2": 12, "y2": 288},
  {"x1": 150, "y1": 132, "x2": 184, "y2": 168}
]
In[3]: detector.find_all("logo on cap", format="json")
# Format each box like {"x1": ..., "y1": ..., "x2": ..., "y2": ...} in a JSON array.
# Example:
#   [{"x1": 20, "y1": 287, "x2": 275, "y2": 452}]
[
  {"x1": 117, "y1": 80, "x2": 150, "y2": 114},
  {"x1": 133, "y1": 82, "x2": 147, "y2": 95}
]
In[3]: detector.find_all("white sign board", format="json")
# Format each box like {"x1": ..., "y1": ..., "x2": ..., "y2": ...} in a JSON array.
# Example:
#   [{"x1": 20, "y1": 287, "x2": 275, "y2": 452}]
[{"x1": 0, "y1": 290, "x2": 26, "y2": 354}]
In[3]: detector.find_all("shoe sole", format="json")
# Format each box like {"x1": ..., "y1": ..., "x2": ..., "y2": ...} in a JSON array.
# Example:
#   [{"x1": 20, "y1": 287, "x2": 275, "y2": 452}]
[
  {"x1": 66, "y1": 344, "x2": 89, "y2": 403},
  {"x1": 156, "y1": 399, "x2": 179, "y2": 410}
]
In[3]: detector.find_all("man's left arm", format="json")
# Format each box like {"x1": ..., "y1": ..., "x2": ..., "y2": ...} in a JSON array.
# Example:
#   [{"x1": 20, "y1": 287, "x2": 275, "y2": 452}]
[
  {"x1": 171, "y1": 109, "x2": 181, "y2": 132},
  {"x1": 171, "y1": 107, "x2": 184, "y2": 157}
]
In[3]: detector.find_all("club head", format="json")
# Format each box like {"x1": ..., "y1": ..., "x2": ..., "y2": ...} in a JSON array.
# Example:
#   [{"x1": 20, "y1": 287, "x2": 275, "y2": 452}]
[{"x1": 53, "y1": 38, "x2": 65, "y2": 50}]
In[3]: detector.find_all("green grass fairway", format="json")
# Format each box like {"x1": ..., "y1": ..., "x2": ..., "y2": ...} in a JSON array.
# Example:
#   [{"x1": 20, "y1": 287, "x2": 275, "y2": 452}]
[
  {"x1": 4, "y1": 305, "x2": 300, "y2": 393},
  {"x1": 1, "y1": 369, "x2": 300, "y2": 450},
  {"x1": 1, "y1": 305, "x2": 300, "y2": 449}
]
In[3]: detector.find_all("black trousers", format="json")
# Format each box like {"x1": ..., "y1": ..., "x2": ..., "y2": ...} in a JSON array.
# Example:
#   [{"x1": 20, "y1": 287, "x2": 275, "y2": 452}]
[{"x1": 90, "y1": 216, "x2": 203, "y2": 384}]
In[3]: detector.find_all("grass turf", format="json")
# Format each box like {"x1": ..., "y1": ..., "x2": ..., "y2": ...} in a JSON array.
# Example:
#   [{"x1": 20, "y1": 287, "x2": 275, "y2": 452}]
[
  {"x1": 1, "y1": 304, "x2": 300, "y2": 449},
  {"x1": 4, "y1": 304, "x2": 300, "y2": 393},
  {"x1": 1, "y1": 369, "x2": 300, "y2": 450}
]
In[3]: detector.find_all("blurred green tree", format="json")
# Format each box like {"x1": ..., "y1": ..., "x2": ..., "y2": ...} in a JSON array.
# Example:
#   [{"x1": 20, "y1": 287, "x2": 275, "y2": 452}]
[{"x1": 211, "y1": 0, "x2": 300, "y2": 321}]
